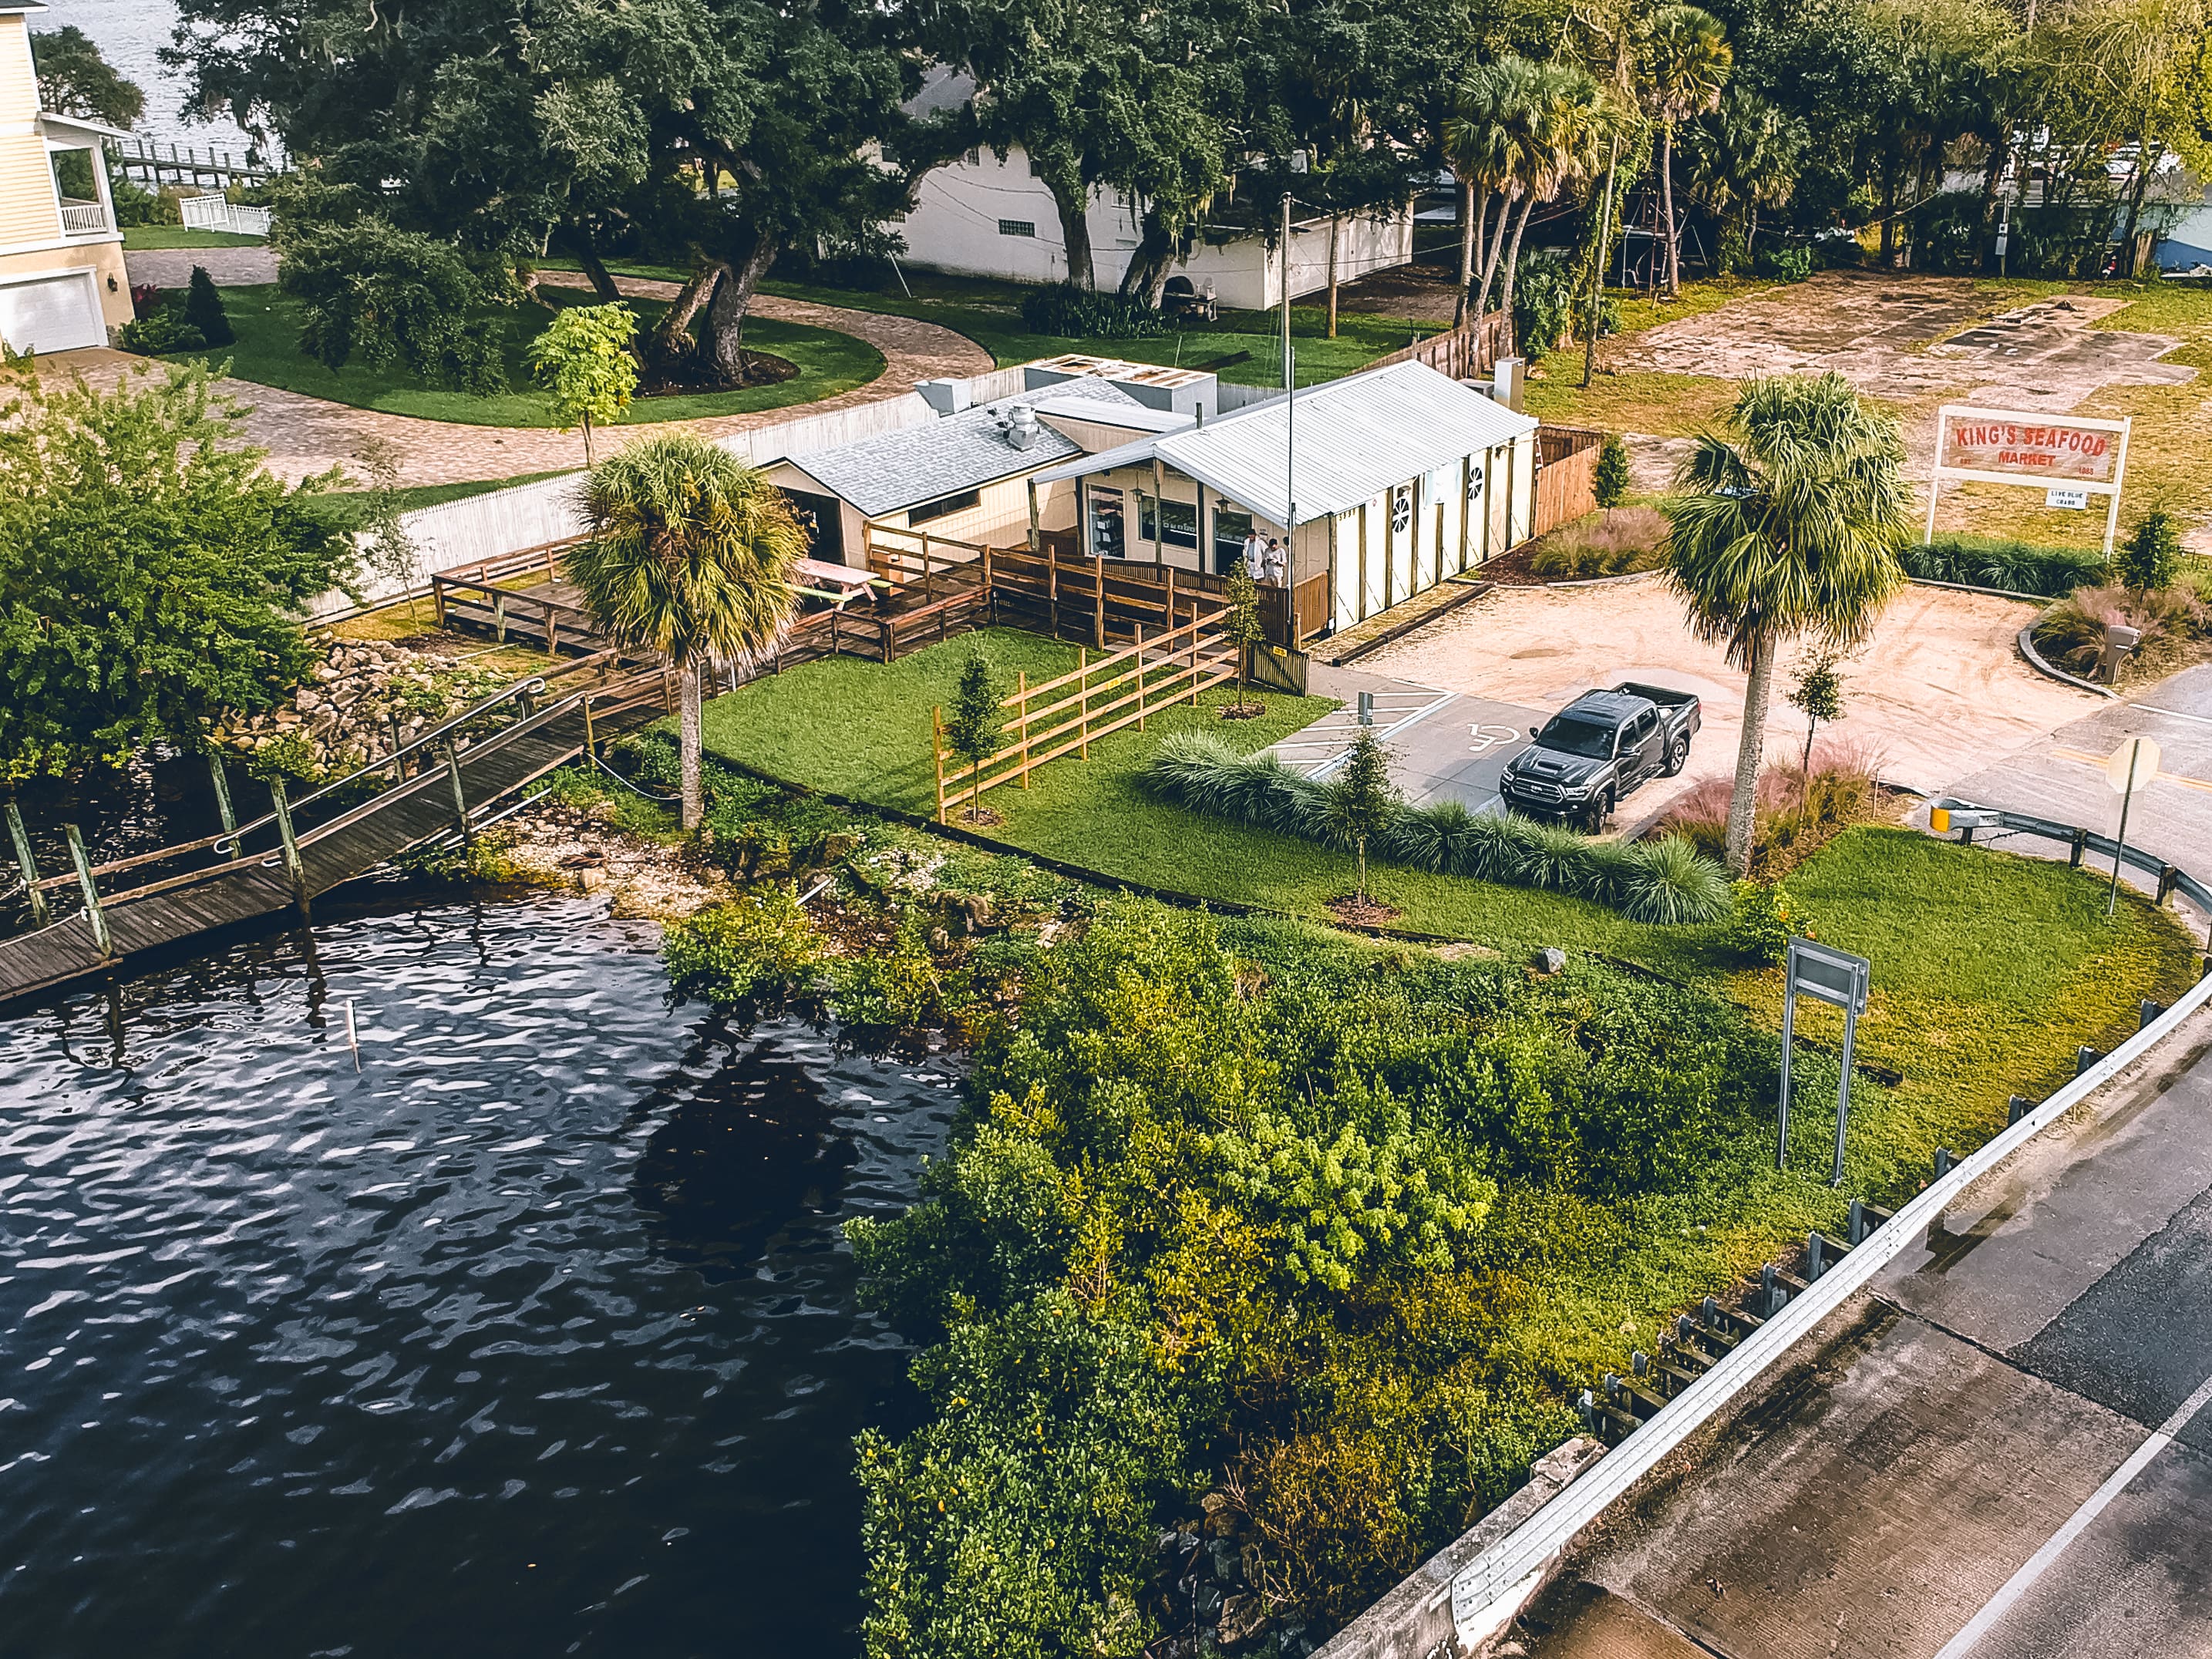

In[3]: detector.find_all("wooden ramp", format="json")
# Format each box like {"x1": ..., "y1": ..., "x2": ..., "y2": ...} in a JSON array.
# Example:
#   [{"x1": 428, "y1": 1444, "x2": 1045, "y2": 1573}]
[{"x1": 0, "y1": 663, "x2": 668, "y2": 1007}]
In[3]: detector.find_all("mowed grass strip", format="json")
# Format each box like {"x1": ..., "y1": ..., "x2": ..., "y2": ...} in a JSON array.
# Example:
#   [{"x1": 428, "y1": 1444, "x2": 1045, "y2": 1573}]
[{"x1": 155, "y1": 284, "x2": 885, "y2": 426}]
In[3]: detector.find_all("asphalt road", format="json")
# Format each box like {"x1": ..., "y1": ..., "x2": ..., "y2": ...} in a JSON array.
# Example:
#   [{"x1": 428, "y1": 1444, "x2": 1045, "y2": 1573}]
[
  {"x1": 1944, "y1": 664, "x2": 2212, "y2": 921},
  {"x1": 1520, "y1": 1004, "x2": 2212, "y2": 1659}
]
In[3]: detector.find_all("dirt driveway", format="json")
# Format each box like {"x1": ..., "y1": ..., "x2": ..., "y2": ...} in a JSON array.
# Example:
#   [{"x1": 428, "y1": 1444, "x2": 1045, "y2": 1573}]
[{"x1": 1356, "y1": 574, "x2": 2100, "y2": 830}]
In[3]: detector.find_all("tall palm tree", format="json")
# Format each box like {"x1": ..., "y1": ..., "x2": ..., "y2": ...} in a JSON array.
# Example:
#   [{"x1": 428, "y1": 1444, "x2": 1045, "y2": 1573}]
[
  {"x1": 565, "y1": 435, "x2": 804, "y2": 830},
  {"x1": 1443, "y1": 58, "x2": 1533, "y2": 326},
  {"x1": 1664, "y1": 374, "x2": 1911, "y2": 875},
  {"x1": 1686, "y1": 87, "x2": 1805, "y2": 262},
  {"x1": 1641, "y1": 5, "x2": 1732, "y2": 298},
  {"x1": 1491, "y1": 63, "x2": 1607, "y2": 348}
]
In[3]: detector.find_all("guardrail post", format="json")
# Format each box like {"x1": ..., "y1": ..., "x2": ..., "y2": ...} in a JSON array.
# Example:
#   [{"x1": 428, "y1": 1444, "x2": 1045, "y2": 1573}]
[
  {"x1": 7, "y1": 800, "x2": 49, "y2": 927},
  {"x1": 1806, "y1": 1232, "x2": 1829, "y2": 1281},
  {"x1": 2008, "y1": 1093, "x2": 2033, "y2": 1126},
  {"x1": 2140, "y1": 998, "x2": 2167, "y2": 1031},
  {"x1": 268, "y1": 779, "x2": 309, "y2": 917},
  {"x1": 1933, "y1": 1146, "x2": 1954, "y2": 1179},
  {"x1": 2075, "y1": 1045, "x2": 2104, "y2": 1076},
  {"x1": 2158, "y1": 864, "x2": 2178, "y2": 905},
  {"x1": 2069, "y1": 828, "x2": 2086, "y2": 868},
  {"x1": 66, "y1": 824, "x2": 111, "y2": 959}
]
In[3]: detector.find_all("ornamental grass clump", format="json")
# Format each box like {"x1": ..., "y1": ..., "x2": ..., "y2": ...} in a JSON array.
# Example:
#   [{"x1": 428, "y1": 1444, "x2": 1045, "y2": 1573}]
[{"x1": 1141, "y1": 734, "x2": 1729, "y2": 924}]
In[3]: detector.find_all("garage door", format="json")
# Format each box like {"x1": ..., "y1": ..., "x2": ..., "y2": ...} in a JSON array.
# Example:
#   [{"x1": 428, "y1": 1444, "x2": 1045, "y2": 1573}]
[{"x1": 0, "y1": 272, "x2": 104, "y2": 355}]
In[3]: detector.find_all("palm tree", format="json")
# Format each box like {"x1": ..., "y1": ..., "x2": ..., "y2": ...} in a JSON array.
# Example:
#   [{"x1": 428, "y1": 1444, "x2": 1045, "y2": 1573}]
[
  {"x1": 565, "y1": 434, "x2": 805, "y2": 830},
  {"x1": 1641, "y1": 5, "x2": 1732, "y2": 298},
  {"x1": 1664, "y1": 374, "x2": 1911, "y2": 875},
  {"x1": 1493, "y1": 62, "x2": 1606, "y2": 352},
  {"x1": 1686, "y1": 87, "x2": 1804, "y2": 263},
  {"x1": 1443, "y1": 58, "x2": 1532, "y2": 327}
]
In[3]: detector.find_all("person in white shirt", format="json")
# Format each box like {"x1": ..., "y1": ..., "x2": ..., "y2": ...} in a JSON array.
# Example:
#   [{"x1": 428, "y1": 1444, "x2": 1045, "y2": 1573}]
[
  {"x1": 1261, "y1": 537, "x2": 1287, "y2": 586},
  {"x1": 1241, "y1": 530, "x2": 1268, "y2": 580}
]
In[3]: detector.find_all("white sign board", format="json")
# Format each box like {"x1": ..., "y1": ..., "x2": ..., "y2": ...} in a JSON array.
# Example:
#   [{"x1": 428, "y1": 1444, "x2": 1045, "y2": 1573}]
[
  {"x1": 1925, "y1": 404, "x2": 2132, "y2": 557},
  {"x1": 2107, "y1": 735, "x2": 2160, "y2": 794}
]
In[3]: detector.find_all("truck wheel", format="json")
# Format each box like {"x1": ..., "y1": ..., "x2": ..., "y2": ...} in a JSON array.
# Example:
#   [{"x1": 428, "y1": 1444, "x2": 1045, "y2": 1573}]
[
  {"x1": 1581, "y1": 792, "x2": 1613, "y2": 834},
  {"x1": 1661, "y1": 735, "x2": 1688, "y2": 777}
]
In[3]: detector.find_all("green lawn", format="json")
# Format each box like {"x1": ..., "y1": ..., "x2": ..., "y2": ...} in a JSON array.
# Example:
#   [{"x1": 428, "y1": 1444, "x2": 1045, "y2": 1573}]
[
  {"x1": 545, "y1": 259, "x2": 1431, "y2": 389},
  {"x1": 123, "y1": 226, "x2": 266, "y2": 249},
  {"x1": 700, "y1": 630, "x2": 2200, "y2": 1193},
  {"x1": 146, "y1": 283, "x2": 885, "y2": 426}
]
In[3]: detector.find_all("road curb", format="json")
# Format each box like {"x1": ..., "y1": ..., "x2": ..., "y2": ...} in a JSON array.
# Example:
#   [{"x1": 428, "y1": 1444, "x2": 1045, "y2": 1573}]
[{"x1": 2016, "y1": 620, "x2": 2120, "y2": 699}]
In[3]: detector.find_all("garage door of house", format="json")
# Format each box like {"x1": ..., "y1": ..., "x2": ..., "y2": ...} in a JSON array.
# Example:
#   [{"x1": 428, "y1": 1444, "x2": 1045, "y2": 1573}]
[{"x1": 0, "y1": 272, "x2": 105, "y2": 355}]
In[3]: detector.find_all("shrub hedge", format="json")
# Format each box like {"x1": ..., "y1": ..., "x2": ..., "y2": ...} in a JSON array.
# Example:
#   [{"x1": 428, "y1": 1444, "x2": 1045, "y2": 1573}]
[
  {"x1": 1901, "y1": 533, "x2": 2107, "y2": 597},
  {"x1": 1018, "y1": 283, "x2": 1170, "y2": 339},
  {"x1": 1143, "y1": 733, "x2": 1732, "y2": 924}
]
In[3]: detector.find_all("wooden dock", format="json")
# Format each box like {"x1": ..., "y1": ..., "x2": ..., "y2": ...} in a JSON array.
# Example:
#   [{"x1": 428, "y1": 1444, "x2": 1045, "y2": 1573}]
[{"x1": 0, "y1": 659, "x2": 668, "y2": 1008}]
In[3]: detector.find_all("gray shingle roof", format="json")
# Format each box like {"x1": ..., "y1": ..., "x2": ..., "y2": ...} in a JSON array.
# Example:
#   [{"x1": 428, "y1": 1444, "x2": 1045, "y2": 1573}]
[{"x1": 787, "y1": 379, "x2": 1147, "y2": 518}]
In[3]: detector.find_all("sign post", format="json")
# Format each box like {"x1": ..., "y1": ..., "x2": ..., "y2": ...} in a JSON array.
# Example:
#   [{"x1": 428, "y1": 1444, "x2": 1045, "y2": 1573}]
[
  {"x1": 1925, "y1": 405, "x2": 2133, "y2": 558},
  {"x1": 1779, "y1": 937, "x2": 1872, "y2": 1186},
  {"x1": 2105, "y1": 736, "x2": 2160, "y2": 917}
]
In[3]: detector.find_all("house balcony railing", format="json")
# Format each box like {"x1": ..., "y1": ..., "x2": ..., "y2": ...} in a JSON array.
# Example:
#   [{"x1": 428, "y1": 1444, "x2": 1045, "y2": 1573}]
[{"x1": 58, "y1": 199, "x2": 109, "y2": 237}]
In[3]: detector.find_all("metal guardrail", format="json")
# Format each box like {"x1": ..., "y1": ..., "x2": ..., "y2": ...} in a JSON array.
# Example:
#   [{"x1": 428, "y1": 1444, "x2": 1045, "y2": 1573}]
[
  {"x1": 1930, "y1": 799, "x2": 2210, "y2": 913},
  {"x1": 1435, "y1": 961, "x2": 2212, "y2": 1631}
]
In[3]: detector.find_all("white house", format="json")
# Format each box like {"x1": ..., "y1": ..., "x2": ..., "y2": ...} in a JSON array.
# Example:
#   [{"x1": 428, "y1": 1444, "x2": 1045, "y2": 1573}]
[
  {"x1": 891, "y1": 69, "x2": 1415, "y2": 310},
  {"x1": 0, "y1": 1, "x2": 131, "y2": 353},
  {"x1": 1030, "y1": 359, "x2": 1539, "y2": 636}
]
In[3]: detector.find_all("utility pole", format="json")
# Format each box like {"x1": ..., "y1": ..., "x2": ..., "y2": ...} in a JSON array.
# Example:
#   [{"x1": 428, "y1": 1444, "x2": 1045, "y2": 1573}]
[{"x1": 1284, "y1": 192, "x2": 1298, "y2": 577}]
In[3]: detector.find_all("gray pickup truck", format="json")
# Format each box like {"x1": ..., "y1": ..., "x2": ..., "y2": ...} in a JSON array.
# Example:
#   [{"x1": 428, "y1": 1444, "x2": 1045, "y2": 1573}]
[{"x1": 1499, "y1": 682, "x2": 1702, "y2": 831}]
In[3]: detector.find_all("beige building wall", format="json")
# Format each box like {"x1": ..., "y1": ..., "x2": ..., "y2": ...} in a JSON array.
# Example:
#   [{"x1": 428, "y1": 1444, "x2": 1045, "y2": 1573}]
[
  {"x1": 0, "y1": 133, "x2": 56, "y2": 246},
  {"x1": 0, "y1": 15, "x2": 37, "y2": 120}
]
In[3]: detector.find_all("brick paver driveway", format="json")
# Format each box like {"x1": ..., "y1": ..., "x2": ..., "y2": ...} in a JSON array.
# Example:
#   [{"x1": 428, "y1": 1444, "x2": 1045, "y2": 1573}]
[{"x1": 69, "y1": 251, "x2": 995, "y2": 486}]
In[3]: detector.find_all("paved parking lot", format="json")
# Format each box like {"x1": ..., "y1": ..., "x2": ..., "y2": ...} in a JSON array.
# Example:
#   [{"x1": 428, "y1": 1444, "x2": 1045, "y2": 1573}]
[{"x1": 1279, "y1": 665, "x2": 1546, "y2": 813}]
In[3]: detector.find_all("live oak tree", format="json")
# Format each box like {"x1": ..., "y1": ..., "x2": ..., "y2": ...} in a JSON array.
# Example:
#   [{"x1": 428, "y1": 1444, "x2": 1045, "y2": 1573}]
[
  {"x1": 0, "y1": 361, "x2": 354, "y2": 782},
  {"x1": 32, "y1": 25, "x2": 144, "y2": 128}
]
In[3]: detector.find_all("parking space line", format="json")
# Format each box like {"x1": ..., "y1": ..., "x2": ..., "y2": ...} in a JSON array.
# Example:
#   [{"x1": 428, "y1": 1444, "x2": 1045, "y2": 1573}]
[
  {"x1": 1308, "y1": 692, "x2": 1460, "y2": 779},
  {"x1": 1933, "y1": 1365, "x2": 2212, "y2": 1659},
  {"x1": 2134, "y1": 705, "x2": 2212, "y2": 729}
]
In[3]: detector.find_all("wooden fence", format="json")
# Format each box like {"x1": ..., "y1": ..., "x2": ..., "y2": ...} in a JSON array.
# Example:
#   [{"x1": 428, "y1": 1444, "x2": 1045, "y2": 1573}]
[
  {"x1": 1530, "y1": 425, "x2": 1607, "y2": 541},
  {"x1": 933, "y1": 607, "x2": 1237, "y2": 820},
  {"x1": 1366, "y1": 309, "x2": 1514, "y2": 383}
]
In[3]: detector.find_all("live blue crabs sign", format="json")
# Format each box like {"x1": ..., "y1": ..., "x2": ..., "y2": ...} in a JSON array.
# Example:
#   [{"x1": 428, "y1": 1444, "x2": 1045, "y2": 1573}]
[{"x1": 1779, "y1": 937, "x2": 1870, "y2": 1187}]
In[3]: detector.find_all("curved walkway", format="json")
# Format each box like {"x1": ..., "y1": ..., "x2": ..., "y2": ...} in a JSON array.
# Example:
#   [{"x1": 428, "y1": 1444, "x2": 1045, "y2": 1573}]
[{"x1": 66, "y1": 251, "x2": 994, "y2": 486}]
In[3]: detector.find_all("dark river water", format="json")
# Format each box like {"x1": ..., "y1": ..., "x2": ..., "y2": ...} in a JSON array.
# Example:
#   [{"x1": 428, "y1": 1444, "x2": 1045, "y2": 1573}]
[{"x1": 0, "y1": 889, "x2": 961, "y2": 1657}]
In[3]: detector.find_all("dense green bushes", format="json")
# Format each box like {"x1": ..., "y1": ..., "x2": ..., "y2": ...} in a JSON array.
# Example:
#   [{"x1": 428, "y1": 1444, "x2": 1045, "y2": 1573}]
[
  {"x1": 1141, "y1": 733, "x2": 1731, "y2": 924},
  {"x1": 1901, "y1": 533, "x2": 2107, "y2": 597},
  {"x1": 850, "y1": 903, "x2": 1817, "y2": 1655},
  {"x1": 1018, "y1": 284, "x2": 1169, "y2": 339}
]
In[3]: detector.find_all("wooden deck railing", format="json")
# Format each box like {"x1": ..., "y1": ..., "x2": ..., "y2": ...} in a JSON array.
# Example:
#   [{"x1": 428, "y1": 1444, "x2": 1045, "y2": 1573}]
[{"x1": 932, "y1": 606, "x2": 1236, "y2": 820}]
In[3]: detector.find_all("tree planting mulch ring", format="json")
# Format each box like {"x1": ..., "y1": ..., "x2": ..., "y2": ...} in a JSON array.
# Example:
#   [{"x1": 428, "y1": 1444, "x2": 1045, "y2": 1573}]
[
  {"x1": 638, "y1": 349, "x2": 800, "y2": 395},
  {"x1": 1218, "y1": 701, "x2": 1266, "y2": 722},
  {"x1": 1326, "y1": 894, "x2": 1401, "y2": 926},
  {"x1": 954, "y1": 807, "x2": 1005, "y2": 829}
]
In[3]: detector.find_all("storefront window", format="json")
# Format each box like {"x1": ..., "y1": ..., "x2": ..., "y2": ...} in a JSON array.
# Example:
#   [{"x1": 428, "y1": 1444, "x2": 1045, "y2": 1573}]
[
  {"x1": 1089, "y1": 487, "x2": 1126, "y2": 559},
  {"x1": 1138, "y1": 494, "x2": 1199, "y2": 548}
]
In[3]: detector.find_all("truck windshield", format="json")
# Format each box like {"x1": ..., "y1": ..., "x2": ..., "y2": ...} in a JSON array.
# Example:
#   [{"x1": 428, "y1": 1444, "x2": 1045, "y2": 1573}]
[{"x1": 1536, "y1": 716, "x2": 1614, "y2": 759}]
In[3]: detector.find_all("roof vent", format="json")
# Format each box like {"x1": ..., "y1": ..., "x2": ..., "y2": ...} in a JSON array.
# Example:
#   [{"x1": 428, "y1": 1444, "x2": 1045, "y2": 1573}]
[{"x1": 1006, "y1": 404, "x2": 1042, "y2": 449}]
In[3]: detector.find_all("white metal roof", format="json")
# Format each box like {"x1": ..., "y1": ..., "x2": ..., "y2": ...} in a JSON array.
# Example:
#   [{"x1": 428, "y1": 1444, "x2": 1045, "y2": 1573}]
[{"x1": 1031, "y1": 359, "x2": 1538, "y2": 527}]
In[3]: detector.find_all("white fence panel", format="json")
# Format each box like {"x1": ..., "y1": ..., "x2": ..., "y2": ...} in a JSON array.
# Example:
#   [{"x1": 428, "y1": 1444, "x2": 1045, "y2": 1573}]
[{"x1": 177, "y1": 194, "x2": 272, "y2": 237}]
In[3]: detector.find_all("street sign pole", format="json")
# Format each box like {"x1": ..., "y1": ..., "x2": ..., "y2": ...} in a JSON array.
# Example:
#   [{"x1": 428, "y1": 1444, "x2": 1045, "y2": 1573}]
[
  {"x1": 2105, "y1": 736, "x2": 2160, "y2": 917},
  {"x1": 1779, "y1": 937, "x2": 1872, "y2": 1183}
]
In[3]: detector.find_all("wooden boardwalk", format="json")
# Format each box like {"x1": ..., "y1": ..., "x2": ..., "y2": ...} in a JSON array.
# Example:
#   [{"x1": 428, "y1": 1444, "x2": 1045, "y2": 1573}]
[{"x1": 0, "y1": 664, "x2": 668, "y2": 1008}]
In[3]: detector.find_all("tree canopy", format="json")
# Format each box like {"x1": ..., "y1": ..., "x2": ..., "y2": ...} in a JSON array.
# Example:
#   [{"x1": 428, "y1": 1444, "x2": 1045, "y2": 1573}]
[
  {"x1": 0, "y1": 362, "x2": 354, "y2": 782},
  {"x1": 32, "y1": 26, "x2": 145, "y2": 128}
]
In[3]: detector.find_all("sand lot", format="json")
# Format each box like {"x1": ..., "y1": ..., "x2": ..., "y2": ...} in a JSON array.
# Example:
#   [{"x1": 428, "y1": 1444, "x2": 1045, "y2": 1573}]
[{"x1": 1358, "y1": 575, "x2": 2101, "y2": 829}]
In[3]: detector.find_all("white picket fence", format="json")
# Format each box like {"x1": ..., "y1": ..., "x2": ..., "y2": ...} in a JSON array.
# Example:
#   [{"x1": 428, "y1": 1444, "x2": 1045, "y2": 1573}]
[
  {"x1": 305, "y1": 389, "x2": 944, "y2": 621},
  {"x1": 178, "y1": 194, "x2": 272, "y2": 237}
]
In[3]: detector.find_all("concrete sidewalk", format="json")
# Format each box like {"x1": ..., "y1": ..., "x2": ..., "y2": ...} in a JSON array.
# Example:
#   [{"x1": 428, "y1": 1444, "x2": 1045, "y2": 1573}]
[{"x1": 1521, "y1": 1005, "x2": 2212, "y2": 1659}]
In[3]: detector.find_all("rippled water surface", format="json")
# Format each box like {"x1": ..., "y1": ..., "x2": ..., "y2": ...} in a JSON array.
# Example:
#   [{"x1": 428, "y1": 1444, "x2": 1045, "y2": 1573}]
[{"x1": 0, "y1": 893, "x2": 961, "y2": 1657}]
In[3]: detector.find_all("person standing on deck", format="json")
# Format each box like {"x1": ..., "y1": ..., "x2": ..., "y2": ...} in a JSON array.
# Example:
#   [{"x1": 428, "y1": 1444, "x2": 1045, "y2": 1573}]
[
  {"x1": 1261, "y1": 537, "x2": 1287, "y2": 587},
  {"x1": 1241, "y1": 528, "x2": 1268, "y2": 580}
]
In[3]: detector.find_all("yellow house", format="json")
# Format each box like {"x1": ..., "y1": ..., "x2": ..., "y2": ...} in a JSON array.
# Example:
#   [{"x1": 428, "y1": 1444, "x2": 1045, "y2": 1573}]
[{"x1": 0, "y1": 1, "x2": 131, "y2": 353}]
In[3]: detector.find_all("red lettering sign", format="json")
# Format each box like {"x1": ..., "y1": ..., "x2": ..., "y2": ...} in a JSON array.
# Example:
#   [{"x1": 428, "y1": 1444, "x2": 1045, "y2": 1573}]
[{"x1": 1940, "y1": 412, "x2": 2116, "y2": 483}]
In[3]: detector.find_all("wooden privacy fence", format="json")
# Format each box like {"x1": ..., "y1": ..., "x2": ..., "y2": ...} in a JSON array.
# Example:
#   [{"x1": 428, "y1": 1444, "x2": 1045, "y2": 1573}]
[
  {"x1": 932, "y1": 607, "x2": 1237, "y2": 821},
  {"x1": 1367, "y1": 309, "x2": 1514, "y2": 383},
  {"x1": 1531, "y1": 425, "x2": 1606, "y2": 539}
]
